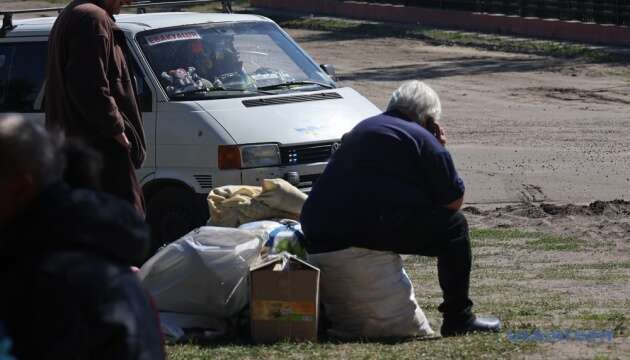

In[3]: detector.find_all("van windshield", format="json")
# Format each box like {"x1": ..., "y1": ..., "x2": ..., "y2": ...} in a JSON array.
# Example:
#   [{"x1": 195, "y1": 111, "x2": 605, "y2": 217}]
[{"x1": 137, "y1": 21, "x2": 334, "y2": 99}]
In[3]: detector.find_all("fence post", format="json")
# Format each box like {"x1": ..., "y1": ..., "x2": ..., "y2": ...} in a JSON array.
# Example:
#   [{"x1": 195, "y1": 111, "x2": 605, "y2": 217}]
[{"x1": 617, "y1": 0, "x2": 620, "y2": 25}]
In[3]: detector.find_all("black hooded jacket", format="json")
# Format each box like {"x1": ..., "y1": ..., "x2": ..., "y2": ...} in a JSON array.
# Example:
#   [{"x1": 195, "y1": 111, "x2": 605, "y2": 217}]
[{"x1": 0, "y1": 182, "x2": 164, "y2": 359}]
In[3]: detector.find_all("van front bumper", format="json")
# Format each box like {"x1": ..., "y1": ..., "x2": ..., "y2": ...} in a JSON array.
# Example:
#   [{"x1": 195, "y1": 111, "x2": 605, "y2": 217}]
[{"x1": 240, "y1": 162, "x2": 327, "y2": 193}]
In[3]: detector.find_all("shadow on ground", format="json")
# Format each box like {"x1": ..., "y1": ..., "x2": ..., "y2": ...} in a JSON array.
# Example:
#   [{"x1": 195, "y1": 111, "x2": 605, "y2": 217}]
[{"x1": 339, "y1": 57, "x2": 564, "y2": 81}]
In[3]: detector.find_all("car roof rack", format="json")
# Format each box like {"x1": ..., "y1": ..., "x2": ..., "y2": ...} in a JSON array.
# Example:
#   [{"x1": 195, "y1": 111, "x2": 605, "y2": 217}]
[{"x1": 1, "y1": 0, "x2": 231, "y2": 35}]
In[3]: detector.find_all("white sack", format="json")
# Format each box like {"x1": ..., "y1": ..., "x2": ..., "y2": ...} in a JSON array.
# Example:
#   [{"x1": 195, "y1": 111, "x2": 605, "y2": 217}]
[
  {"x1": 308, "y1": 247, "x2": 434, "y2": 340},
  {"x1": 139, "y1": 226, "x2": 262, "y2": 319},
  {"x1": 255, "y1": 178, "x2": 307, "y2": 215}
]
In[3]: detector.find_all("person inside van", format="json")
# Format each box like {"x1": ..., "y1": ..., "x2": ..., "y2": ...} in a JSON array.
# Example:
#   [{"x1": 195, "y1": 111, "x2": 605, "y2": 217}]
[
  {"x1": 155, "y1": 36, "x2": 253, "y2": 95},
  {"x1": 188, "y1": 37, "x2": 253, "y2": 90},
  {"x1": 300, "y1": 80, "x2": 501, "y2": 337},
  {"x1": 0, "y1": 115, "x2": 165, "y2": 359}
]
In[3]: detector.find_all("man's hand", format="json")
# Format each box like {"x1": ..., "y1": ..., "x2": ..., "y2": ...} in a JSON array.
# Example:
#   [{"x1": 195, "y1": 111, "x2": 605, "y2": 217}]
[
  {"x1": 425, "y1": 118, "x2": 447, "y2": 146},
  {"x1": 433, "y1": 122, "x2": 447, "y2": 146},
  {"x1": 114, "y1": 133, "x2": 131, "y2": 149},
  {"x1": 445, "y1": 196, "x2": 463, "y2": 211}
]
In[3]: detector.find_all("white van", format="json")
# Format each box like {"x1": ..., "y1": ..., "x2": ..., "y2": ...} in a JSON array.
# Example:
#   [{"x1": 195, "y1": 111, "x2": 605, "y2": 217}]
[{"x1": 0, "y1": 9, "x2": 380, "y2": 249}]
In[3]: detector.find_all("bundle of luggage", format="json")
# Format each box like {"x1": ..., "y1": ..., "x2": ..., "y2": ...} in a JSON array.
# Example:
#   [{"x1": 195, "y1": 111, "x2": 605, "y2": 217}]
[{"x1": 139, "y1": 179, "x2": 434, "y2": 343}]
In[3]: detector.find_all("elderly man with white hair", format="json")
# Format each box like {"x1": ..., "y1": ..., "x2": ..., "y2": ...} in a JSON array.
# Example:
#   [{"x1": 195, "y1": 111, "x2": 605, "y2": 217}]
[{"x1": 300, "y1": 80, "x2": 501, "y2": 336}]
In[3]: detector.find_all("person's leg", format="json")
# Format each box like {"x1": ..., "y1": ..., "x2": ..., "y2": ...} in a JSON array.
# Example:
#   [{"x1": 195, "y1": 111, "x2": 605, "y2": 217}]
[
  {"x1": 383, "y1": 209, "x2": 499, "y2": 336},
  {"x1": 385, "y1": 209, "x2": 473, "y2": 321},
  {"x1": 434, "y1": 211, "x2": 474, "y2": 322}
]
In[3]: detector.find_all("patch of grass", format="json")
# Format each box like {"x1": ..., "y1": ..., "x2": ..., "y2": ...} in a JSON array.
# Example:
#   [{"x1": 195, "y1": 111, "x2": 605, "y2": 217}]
[
  {"x1": 540, "y1": 262, "x2": 630, "y2": 281},
  {"x1": 470, "y1": 228, "x2": 539, "y2": 241},
  {"x1": 526, "y1": 234, "x2": 584, "y2": 251},
  {"x1": 163, "y1": 223, "x2": 630, "y2": 358},
  {"x1": 593, "y1": 355, "x2": 614, "y2": 360},
  {"x1": 575, "y1": 312, "x2": 628, "y2": 337},
  {"x1": 167, "y1": 333, "x2": 538, "y2": 360},
  {"x1": 557, "y1": 262, "x2": 630, "y2": 270},
  {"x1": 577, "y1": 311, "x2": 626, "y2": 323},
  {"x1": 274, "y1": 17, "x2": 623, "y2": 62}
]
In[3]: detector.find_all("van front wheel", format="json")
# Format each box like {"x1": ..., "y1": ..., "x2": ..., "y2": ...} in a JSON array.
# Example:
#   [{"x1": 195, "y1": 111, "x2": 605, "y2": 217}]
[{"x1": 146, "y1": 186, "x2": 208, "y2": 253}]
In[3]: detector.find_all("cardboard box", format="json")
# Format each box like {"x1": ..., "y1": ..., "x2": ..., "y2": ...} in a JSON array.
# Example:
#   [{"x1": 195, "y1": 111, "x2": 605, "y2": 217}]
[{"x1": 250, "y1": 253, "x2": 319, "y2": 343}]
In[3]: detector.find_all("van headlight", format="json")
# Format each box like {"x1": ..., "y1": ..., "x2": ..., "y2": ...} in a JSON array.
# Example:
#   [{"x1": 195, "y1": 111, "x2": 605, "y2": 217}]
[{"x1": 219, "y1": 144, "x2": 281, "y2": 169}]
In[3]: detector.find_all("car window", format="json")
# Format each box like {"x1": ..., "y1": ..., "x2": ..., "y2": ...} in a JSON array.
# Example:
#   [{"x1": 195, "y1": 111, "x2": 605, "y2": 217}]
[
  {"x1": 0, "y1": 45, "x2": 14, "y2": 110},
  {"x1": 0, "y1": 42, "x2": 47, "y2": 113},
  {"x1": 124, "y1": 45, "x2": 153, "y2": 113},
  {"x1": 137, "y1": 21, "x2": 332, "y2": 99},
  {"x1": 133, "y1": 61, "x2": 153, "y2": 113}
]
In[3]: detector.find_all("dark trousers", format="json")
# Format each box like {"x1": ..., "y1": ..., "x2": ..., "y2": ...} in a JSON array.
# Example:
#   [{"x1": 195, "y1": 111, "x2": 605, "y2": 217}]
[
  {"x1": 385, "y1": 209, "x2": 473, "y2": 321},
  {"x1": 94, "y1": 139, "x2": 146, "y2": 218}
]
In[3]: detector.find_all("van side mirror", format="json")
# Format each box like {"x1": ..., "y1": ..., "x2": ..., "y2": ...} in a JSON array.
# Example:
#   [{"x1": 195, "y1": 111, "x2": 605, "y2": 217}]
[{"x1": 320, "y1": 64, "x2": 338, "y2": 82}]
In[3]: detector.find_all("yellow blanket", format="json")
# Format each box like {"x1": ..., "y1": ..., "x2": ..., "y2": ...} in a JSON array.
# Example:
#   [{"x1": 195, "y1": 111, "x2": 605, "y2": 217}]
[{"x1": 207, "y1": 178, "x2": 307, "y2": 227}]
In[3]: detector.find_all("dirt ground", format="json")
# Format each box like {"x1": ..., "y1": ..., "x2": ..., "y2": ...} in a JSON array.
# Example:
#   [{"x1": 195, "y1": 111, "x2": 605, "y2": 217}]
[{"x1": 284, "y1": 28, "x2": 630, "y2": 248}]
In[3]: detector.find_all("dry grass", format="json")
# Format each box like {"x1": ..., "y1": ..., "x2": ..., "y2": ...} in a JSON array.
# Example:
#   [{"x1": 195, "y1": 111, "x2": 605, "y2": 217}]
[{"x1": 166, "y1": 227, "x2": 629, "y2": 359}]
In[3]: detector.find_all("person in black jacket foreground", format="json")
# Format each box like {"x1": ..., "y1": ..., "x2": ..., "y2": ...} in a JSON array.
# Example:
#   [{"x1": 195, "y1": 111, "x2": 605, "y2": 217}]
[
  {"x1": 0, "y1": 115, "x2": 164, "y2": 359},
  {"x1": 301, "y1": 81, "x2": 501, "y2": 336}
]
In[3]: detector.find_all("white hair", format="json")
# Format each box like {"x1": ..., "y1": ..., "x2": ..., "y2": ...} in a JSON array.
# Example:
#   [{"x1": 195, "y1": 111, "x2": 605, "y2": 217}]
[{"x1": 386, "y1": 80, "x2": 442, "y2": 125}]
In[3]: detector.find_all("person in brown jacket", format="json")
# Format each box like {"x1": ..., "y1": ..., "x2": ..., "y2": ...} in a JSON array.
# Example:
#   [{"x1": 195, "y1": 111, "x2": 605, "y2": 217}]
[{"x1": 45, "y1": 0, "x2": 147, "y2": 216}]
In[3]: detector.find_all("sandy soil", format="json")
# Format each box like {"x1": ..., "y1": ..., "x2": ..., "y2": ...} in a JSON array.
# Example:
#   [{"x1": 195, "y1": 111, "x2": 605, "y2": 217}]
[
  {"x1": 289, "y1": 30, "x2": 630, "y2": 205},
  {"x1": 285, "y1": 29, "x2": 630, "y2": 247}
]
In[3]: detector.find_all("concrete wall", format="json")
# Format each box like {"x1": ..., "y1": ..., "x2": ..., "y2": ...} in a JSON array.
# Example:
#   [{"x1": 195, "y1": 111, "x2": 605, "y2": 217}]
[{"x1": 250, "y1": 0, "x2": 630, "y2": 47}]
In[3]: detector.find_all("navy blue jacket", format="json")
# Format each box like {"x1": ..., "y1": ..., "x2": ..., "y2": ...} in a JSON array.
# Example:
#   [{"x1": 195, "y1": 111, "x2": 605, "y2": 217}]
[
  {"x1": 0, "y1": 182, "x2": 164, "y2": 360},
  {"x1": 301, "y1": 111, "x2": 465, "y2": 253}
]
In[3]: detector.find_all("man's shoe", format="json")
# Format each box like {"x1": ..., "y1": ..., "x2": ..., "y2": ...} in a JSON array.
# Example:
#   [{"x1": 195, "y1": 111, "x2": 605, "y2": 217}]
[{"x1": 440, "y1": 316, "x2": 501, "y2": 337}]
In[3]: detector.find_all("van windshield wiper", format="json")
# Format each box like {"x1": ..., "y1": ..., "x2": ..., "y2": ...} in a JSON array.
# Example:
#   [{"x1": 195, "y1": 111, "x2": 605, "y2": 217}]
[
  {"x1": 257, "y1": 80, "x2": 335, "y2": 91},
  {"x1": 172, "y1": 87, "x2": 274, "y2": 97}
]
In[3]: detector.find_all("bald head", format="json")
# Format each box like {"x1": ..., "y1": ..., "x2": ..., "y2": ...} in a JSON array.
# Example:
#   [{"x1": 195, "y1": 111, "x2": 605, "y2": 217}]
[{"x1": 0, "y1": 115, "x2": 62, "y2": 185}]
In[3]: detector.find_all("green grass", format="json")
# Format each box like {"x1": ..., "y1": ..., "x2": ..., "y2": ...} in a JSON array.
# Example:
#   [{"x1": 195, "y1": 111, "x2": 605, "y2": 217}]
[
  {"x1": 469, "y1": 228, "x2": 587, "y2": 251},
  {"x1": 526, "y1": 234, "x2": 584, "y2": 251},
  {"x1": 167, "y1": 333, "x2": 538, "y2": 360},
  {"x1": 470, "y1": 228, "x2": 539, "y2": 241},
  {"x1": 273, "y1": 17, "x2": 624, "y2": 63},
  {"x1": 165, "y1": 226, "x2": 629, "y2": 358}
]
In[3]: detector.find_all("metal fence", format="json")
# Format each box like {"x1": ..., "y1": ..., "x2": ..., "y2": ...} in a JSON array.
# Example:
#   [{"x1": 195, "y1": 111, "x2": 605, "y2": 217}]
[{"x1": 360, "y1": 1, "x2": 630, "y2": 25}]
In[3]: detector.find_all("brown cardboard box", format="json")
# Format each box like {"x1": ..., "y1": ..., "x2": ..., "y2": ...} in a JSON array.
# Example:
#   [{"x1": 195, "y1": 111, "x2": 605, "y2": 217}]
[{"x1": 250, "y1": 253, "x2": 319, "y2": 343}]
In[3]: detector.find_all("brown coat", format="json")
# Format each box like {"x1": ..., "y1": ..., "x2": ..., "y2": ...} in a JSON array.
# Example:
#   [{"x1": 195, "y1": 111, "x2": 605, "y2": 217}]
[{"x1": 45, "y1": 0, "x2": 146, "y2": 169}]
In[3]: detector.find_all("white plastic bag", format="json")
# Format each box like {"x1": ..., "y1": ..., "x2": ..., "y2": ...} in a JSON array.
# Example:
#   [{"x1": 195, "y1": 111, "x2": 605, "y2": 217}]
[
  {"x1": 308, "y1": 247, "x2": 434, "y2": 339},
  {"x1": 139, "y1": 227, "x2": 262, "y2": 319},
  {"x1": 238, "y1": 220, "x2": 306, "y2": 259}
]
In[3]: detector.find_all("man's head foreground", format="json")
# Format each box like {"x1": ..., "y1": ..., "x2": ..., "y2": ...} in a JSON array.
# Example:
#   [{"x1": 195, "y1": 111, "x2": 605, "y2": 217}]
[
  {"x1": 0, "y1": 116, "x2": 63, "y2": 222},
  {"x1": 386, "y1": 80, "x2": 442, "y2": 126}
]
